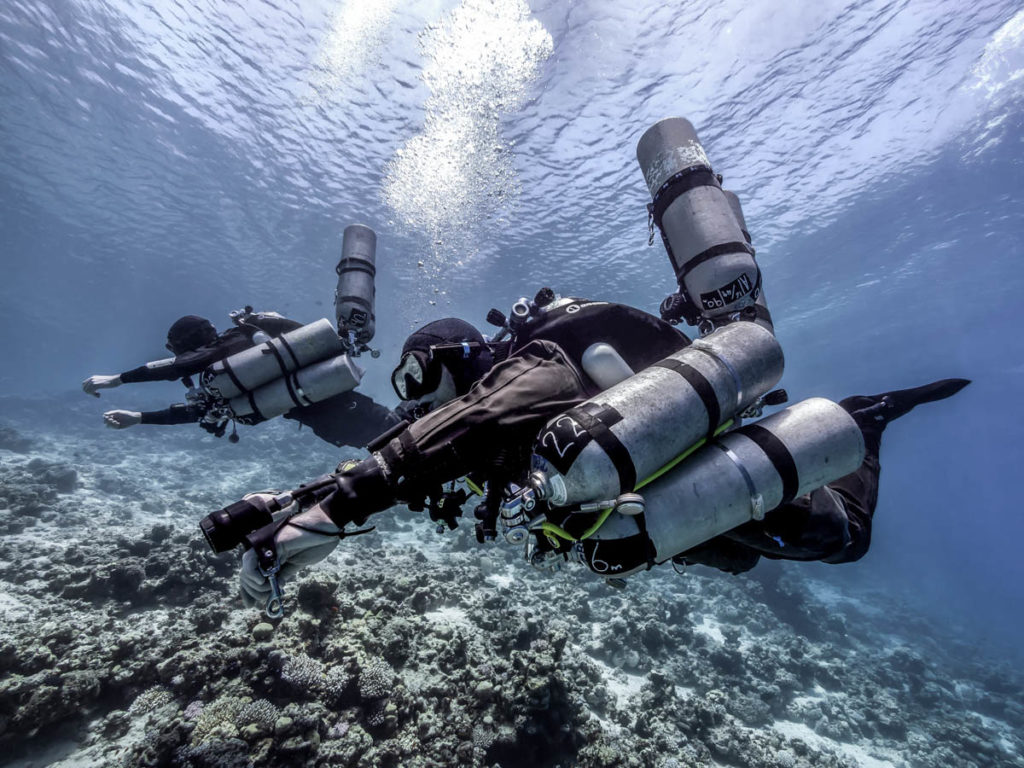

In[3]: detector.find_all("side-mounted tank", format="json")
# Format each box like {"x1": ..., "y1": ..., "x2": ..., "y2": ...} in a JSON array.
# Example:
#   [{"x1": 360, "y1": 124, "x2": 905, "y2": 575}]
[
  {"x1": 577, "y1": 398, "x2": 866, "y2": 576},
  {"x1": 530, "y1": 321, "x2": 784, "y2": 506},
  {"x1": 228, "y1": 354, "x2": 363, "y2": 424},
  {"x1": 637, "y1": 118, "x2": 767, "y2": 331},
  {"x1": 201, "y1": 318, "x2": 344, "y2": 400},
  {"x1": 335, "y1": 224, "x2": 377, "y2": 353}
]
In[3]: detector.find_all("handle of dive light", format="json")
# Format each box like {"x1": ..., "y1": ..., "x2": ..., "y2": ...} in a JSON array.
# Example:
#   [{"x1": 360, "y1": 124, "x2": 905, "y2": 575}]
[{"x1": 201, "y1": 474, "x2": 342, "y2": 554}]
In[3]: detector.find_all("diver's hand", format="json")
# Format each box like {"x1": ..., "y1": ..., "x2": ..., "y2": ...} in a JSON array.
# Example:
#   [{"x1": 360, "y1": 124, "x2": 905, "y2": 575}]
[
  {"x1": 83, "y1": 374, "x2": 122, "y2": 397},
  {"x1": 104, "y1": 410, "x2": 142, "y2": 429},
  {"x1": 238, "y1": 502, "x2": 341, "y2": 608}
]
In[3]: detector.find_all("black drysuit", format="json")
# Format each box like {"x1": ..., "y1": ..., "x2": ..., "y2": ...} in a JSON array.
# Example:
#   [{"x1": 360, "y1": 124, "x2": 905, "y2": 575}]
[
  {"x1": 119, "y1": 316, "x2": 399, "y2": 449},
  {"x1": 331, "y1": 299, "x2": 881, "y2": 572}
]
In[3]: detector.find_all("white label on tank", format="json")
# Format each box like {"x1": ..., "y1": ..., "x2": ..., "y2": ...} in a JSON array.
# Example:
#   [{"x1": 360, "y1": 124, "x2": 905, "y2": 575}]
[{"x1": 644, "y1": 141, "x2": 712, "y2": 194}]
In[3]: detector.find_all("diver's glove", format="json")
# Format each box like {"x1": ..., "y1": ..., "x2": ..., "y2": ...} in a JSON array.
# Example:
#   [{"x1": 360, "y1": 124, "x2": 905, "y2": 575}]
[
  {"x1": 103, "y1": 410, "x2": 142, "y2": 429},
  {"x1": 322, "y1": 456, "x2": 397, "y2": 528},
  {"x1": 83, "y1": 374, "x2": 122, "y2": 397},
  {"x1": 238, "y1": 497, "x2": 342, "y2": 609}
]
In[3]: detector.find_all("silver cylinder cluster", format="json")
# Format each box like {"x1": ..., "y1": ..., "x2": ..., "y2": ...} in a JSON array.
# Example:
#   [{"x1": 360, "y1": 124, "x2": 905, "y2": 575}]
[
  {"x1": 199, "y1": 318, "x2": 362, "y2": 423},
  {"x1": 201, "y1": 319, "x2": 344, "y2": 400},
  {"x1": 532, "y1": 321, "x2": 784, "y2": 506},
  {"x1": 582, "y1": 398, "x2": 866, "y2": 576}
]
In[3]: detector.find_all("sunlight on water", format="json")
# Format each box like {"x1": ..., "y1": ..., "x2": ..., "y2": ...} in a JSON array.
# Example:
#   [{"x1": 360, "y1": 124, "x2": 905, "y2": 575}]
[{"x1": 972, "y1": 7, "x2": 1024, "y2": 98}]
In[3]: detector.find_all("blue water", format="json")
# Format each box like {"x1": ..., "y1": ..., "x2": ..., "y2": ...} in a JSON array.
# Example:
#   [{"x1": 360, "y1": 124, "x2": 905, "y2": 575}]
[{"x1": 2, "y1": 0, "x2": 1022, "y2": 662}]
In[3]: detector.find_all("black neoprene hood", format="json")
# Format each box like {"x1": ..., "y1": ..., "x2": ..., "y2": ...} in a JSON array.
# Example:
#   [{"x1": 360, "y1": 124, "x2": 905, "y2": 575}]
[
  {"x1": 400, "y1": 318, "x2": 493, "y2": 396},
  {"x1": 166, "y1": 315, "x2": 217, "y2": 354}
]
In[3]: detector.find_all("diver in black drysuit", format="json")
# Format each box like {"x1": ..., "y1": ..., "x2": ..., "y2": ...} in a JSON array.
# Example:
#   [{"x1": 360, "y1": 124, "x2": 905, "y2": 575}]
[
  {"x1": 233, "y1": 294, "x2": 969, "y2": 605},
  {"x1": 82, "y1": 313, "x2": 399, "y2": 448}
]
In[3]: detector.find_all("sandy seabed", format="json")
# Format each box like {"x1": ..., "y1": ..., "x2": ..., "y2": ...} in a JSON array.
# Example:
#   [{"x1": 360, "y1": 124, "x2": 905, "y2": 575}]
[{"x1": 0, "y1": 396, "x2": 1021, "y2": 768}]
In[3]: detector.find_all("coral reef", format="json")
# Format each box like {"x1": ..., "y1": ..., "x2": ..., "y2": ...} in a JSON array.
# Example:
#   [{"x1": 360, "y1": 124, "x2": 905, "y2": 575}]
[{"x1": 0, "y1": 402, "x2": 1022, "y2": 767}]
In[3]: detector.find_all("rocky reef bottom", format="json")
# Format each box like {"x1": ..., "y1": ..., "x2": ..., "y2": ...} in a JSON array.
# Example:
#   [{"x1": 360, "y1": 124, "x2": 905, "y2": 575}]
[{"x1": 0, "y1": 404, "x2": 1022, "y2": 768}]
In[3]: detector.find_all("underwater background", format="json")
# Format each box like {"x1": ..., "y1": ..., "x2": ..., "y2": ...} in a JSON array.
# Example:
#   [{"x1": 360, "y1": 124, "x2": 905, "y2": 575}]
[{"x1": 1, "y1": 1, "x2": 1022, "y2": 766}]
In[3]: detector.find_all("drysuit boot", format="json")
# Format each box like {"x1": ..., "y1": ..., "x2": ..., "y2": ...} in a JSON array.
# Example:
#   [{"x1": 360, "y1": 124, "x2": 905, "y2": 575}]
[{"x1": 840, "y1": 378, "x2": 971, "y2": 455}]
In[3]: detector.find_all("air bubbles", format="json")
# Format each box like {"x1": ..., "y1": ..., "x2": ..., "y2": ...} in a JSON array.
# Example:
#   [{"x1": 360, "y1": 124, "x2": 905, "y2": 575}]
[{"x1": 382, "y1": 0, "x2": 553, "y2": 271}]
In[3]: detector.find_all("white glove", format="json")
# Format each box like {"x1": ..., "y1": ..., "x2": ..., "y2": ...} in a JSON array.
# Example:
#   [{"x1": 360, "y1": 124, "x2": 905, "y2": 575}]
[
  {"x1": 83, "y1": 374, "x2": 122, "y2": 397},
  {"x1": 238, "y1": 499, "x2": 342, "y2": 610},
  {"x1": 104, "y1": 410, "x2": 142, "y2": 429}
]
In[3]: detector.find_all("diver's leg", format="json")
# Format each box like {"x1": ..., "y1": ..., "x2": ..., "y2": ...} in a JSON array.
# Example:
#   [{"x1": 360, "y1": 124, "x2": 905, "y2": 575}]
[{"x1": 724, "y1": 379, "x2": 970, "y2": 564}]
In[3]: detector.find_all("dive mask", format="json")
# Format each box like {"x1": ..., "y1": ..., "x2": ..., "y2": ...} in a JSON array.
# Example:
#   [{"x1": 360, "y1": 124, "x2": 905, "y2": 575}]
[{"x1": 391, "y1": 349, "x2": 441, "y2": 401}]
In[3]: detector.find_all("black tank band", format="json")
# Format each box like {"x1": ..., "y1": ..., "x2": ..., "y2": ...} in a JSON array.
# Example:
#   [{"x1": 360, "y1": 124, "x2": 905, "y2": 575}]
[
  {"x1": 681, "y1": 240, "x2": 756, "y2": 275},
  {"x1": 566, "y1": 404, "x2": 637, "y2": 493},
  {"x1": 220, "y1": 359, "x2": 246, "y2": 398},
  {"x1": 631, "y1": 508, "x2": 657, "y2": 569},
  {"x1": 649, "y1": 166, "x2": 720, "y2": 231},
  {"x1": 336, "y1": 259, "x2": 376, "y2": 277},
  {"x1": 246, "y1": 390, "x2": 263, "y2": 421},
  {"x1": 653, "y1": 359, "x2": 720, "y2": 440},
  {"x1": 276, "y1": 336, "x2": 302, "y2": 370},
  {"x1": 282, "y1": 372, "x2": 304, "y2": 409},
  {"x1": 263, "y1": 339, "x2": 292, "y2": 379},
  {"x1": 738, "y1": 423, "x2": 799, "y2": 504}
]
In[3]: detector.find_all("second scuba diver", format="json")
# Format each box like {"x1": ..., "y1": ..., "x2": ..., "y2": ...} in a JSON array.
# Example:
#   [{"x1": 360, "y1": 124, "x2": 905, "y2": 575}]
[
  {"x1": 83, "y1": 309, "x2": 397, "y2": 448},
  {"x1": 83, "y1": 224, "x2": 398, "y2": 449}
]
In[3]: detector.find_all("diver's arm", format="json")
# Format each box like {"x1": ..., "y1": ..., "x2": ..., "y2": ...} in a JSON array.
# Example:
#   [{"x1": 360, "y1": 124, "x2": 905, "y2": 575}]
[
  {"x1": 103, "y1": 410, "x2": 141, "y2": 429},
  {"x1": 322, "y1": 340, "x2": 588, "y2": 527},
  {"x1": 118, "y1": 346, "x2": 226, "y2": 384},
  {"x1": 83, "y1": 374, "x2": 122, "y2": 397},
  {"x1": 102, "y1": 404, "x2": 203, "y2": 429},
  {"x1": 138, "y1": 404, "x2": 205, "y2": 425}
]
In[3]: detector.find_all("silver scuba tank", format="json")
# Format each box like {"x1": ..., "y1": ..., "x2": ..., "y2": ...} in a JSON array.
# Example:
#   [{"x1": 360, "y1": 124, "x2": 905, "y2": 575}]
[
  {"x1": 229, "y1": 353, "x2": 364, "y2": 423},
  {"x1": 581, "y1": 397, "x2": 866, "y2": 576},
  {"x1": 722, "y1": 188, "x2": 773, "y2": 334},
  {"x1": 637, "y1": 118, "x2": 761, "y2": 327},
  {"x1": 201, "y1": 318, "x2": 344, "y2": 400},
  {"x1": 335, "y1": 224, "x2": 377, "y2": 349},
  {"x1": 530, "y1": 321, "x2": 783, "y2": 507}
]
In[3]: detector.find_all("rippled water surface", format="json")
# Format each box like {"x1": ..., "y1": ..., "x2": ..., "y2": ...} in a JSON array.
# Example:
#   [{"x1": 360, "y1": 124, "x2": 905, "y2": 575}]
[{"x1": 2, "y1": 0, "x2": 1023, "y2": 686}]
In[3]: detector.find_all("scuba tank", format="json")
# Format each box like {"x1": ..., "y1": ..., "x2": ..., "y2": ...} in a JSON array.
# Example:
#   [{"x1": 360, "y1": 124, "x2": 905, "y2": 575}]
[
  {"x1": 575, "y1": 398, "x2": 866, "y2": 576},
  {"x1": 637, "y1": 118, "x2": 768, "y2": 333},
  {"x1": 228, "y1": 353, "x2": 363, "y2": 424},
  {"x1": 722, "y1": 188, "x2": 773, "y2": 334},
  {"x1": 201, "y1": 319, "x2": 344, "y2": 400},
  {"x1": 527, "y1": 321, "x2": 783, "y2": 507},
  {"x1": 335, "y1": 224, "x2": 377, "y2": 356}
]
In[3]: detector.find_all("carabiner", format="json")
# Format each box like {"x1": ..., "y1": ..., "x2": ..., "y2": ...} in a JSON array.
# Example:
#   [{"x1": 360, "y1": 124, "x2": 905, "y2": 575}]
[{"x1": 259, "y1": 556, "x2": 285, "y2": 619}]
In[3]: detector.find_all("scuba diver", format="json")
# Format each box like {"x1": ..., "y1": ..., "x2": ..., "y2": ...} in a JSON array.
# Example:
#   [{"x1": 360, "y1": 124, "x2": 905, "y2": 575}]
[
  {"x1": 225, "y1": 297, "x2": 967, "y2": 608},
  {"x1": 197, "y1": 118, "x2": 969, "y2": 615},
  {"x1": 83, "y1": 224, "x2": 397, "y2": 448},
  {"x1": 82, "y1": 309, "x2": 398, "y2": 448}
]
